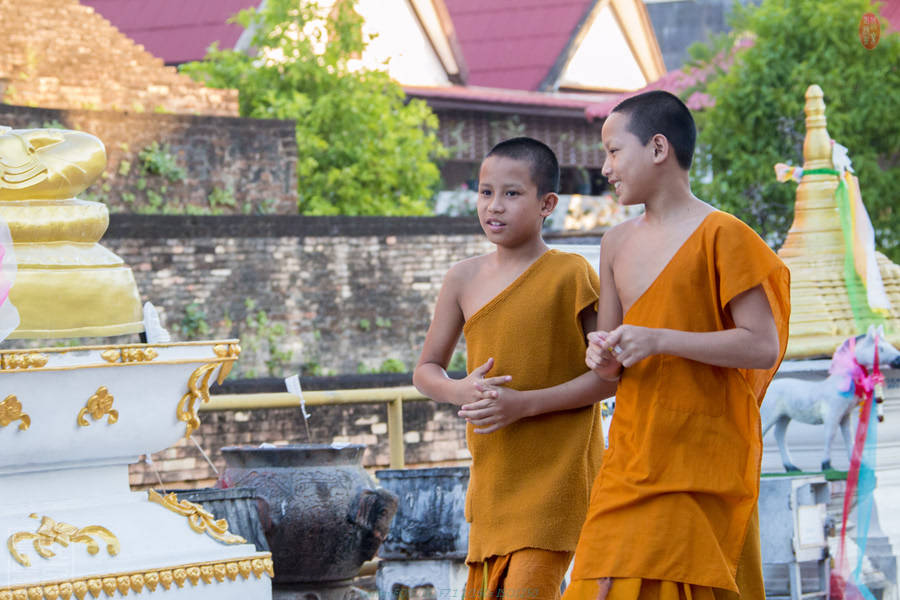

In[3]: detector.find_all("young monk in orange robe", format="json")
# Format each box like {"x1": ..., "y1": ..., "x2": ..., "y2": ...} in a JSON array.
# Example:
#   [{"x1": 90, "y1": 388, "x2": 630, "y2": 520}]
[
  {"x1": 414, "y1": 137, "x2": 616, "y2": 599},
  {"x1": 460, "y1": 92, "x2": 790, "y2": 599},
  {"x1": 568, "y1": 92, "x2": 790, "y2": 599}
]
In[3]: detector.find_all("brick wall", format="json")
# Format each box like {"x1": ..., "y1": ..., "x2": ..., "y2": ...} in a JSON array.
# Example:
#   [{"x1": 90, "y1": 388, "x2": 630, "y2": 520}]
[
  {"x1": 103, "y1": 215, "x2": 492, "y2": 378},
  {"x1": 0, "y1": 104, "x2": 298, "y2": 214},
  {"x1": 128, "y1": 400, "x2": 472, "y2": 488},
  {"x1": 0, "y1": 0, "x2": 237, "y2": 115}
]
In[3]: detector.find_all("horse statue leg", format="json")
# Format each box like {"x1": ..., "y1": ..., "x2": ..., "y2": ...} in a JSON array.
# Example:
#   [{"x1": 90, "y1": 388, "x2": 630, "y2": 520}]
[
  {"x1": 821, "y1": 406, "x2": 845, "y2": 471},
  {"x1": 772, "y1": 415, "x2": 800, "y2": 472},
  {"x1": 839, "y1": 413, "x2": 853, "y2": 466}
]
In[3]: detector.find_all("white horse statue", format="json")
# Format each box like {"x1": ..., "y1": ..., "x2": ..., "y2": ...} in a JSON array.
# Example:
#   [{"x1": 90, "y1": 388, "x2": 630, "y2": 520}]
[{"x1": 761, "y1": 325, "x2": 900, "y2": 472}]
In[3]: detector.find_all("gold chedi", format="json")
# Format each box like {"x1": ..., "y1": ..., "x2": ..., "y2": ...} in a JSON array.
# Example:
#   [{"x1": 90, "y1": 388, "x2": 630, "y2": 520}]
[
  {"x1": 778, "y1": 85, "x2": 900, "y2": 358},
  {"x1": 0, "y1": 126, "x2": 143, "y2": 338}
]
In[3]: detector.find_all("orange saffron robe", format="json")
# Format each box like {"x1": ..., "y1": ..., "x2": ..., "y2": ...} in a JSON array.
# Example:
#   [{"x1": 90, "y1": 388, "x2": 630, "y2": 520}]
[
  {"x1": 464, "y1": 249, "x2": 605, "y2": 564},
  {"x1": 571, "y1": 211, "x2": 791, "y2": 592}
]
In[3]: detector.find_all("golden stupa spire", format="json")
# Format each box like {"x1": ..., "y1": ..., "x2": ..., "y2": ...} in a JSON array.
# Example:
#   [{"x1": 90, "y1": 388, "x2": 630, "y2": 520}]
[
  {"x1": 779, "y1": 85, "x2": 900, "y2": 358},
  {"x1": 0, "y1": 127, "x2": 143, "y2": 338}
]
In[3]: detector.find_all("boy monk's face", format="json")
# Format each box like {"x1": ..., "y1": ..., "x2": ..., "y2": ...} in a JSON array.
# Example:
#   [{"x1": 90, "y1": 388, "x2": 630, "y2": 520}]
[
  {"x1": 477, "y1": 155, "x2": 550, "y2": 246},
  {"x1": 601, "y1": 111, "x2": 655, "y2": 206}
]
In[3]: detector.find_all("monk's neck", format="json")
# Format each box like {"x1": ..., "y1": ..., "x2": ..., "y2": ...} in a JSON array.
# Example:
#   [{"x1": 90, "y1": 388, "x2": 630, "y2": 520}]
[
  {"x1": 493, "y1": 238, "x2": 550, "y2": 268},
  {"x1": 641, "y1": 190, "x2": 707, "y2": 226}
]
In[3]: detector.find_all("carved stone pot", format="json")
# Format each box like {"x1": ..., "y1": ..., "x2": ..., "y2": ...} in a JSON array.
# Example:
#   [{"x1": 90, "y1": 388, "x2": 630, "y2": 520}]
[
  {"x1": 375, "y1": 466, "x2": 469, "y2": 560},
  {"x1": 218, "y1": 444, "x2": 398, "y2": 594}
]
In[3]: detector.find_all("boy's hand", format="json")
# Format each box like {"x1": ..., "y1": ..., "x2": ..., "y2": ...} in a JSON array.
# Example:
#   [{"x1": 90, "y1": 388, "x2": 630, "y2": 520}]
[
  {"x1": 586, "y1": 331, "x2": 623, "y2": 380},
  {"x1": 458, "y1": 386, "x2": 527, "y2": 434},
  {"x1": 452, "y1": 357, "x2": 512, "y2": 407},
  {"x1": 602, "y1": 325, "x2": 658, "y2": 367}
]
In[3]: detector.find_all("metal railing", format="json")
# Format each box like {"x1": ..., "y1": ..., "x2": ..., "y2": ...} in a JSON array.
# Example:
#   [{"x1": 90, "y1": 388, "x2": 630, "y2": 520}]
[{"x1": 201, "y1": 386, "x2": 431, "y2": 469}]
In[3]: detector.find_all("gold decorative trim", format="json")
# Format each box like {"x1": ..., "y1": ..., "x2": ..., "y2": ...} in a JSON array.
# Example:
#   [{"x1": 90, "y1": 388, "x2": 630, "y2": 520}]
[
  {"x1": 176, "y1": 363, "x2": 218, "y2": 439},
  {"x1": 147, "y1": 490, "x2": 246, "y2": 544},
  {"x1": 7, "y1": 514, "x2": 119, "y2": 568},
  {"x1": 0, "y1": 340, "x2": 240, "y2": 373},
  {"x1": 100, "y1": 348, "x2": 159, "y2": 364},
  {"x1": 77, "y1": 387, "x2": 118, "y2": 427},
  {"x1": 213, "y1": 343, "x2": 241, "y2": 382},
  {"x1": 175, "y1": 346, "x2": 239, "y2": 439},
  {"x1": 0, "y1": 395, "x2": 30, "y2": 431},
  {"x1": 1, "y1": 353, "x2": 48, "y2": 370},
  {"x1": 0, "y1": 554, "x2": 273, "y2": 599}
]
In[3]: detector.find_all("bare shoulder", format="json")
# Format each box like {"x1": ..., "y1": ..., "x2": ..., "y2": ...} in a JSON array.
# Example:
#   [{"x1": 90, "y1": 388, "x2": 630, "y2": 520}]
[
  {"x1": 600, "y1": 217, "x2": 639, "y2": 257},
  {"x1": 443, "y1": 253, "x2": 491, "y2": 289}
]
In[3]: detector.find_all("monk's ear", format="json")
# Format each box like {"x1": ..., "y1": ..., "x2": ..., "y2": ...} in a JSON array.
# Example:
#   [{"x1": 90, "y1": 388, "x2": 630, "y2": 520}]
[
  {"x1": 650, "y1": 133, "x2": 670, "y2": 165},
  {"x1": 540, "y1": 192, "x2": 558, "y2": 217}
]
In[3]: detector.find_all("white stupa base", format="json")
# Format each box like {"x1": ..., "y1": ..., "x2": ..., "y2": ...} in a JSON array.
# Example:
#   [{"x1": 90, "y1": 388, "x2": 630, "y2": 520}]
[
  {"x1": 1, "y1": 465, "x2": 271, "y2": 598},
  {"x1": 0, "y1": 341, "x2": 272, "y2": 598}
]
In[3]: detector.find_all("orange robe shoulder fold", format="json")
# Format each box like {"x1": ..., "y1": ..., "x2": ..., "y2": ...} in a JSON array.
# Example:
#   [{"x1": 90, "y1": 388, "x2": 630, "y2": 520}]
[
  {"x1": 571, "y1": 211, "x2": 791, "y2": 593},
  {"x1": 463, "y1": 249, "x2": 605, "y2": 564}
]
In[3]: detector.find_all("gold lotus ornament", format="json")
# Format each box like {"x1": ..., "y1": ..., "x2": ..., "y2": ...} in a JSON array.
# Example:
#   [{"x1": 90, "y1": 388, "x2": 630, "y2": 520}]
[
  {"x1": 7, "y1": 514, "x2": 119, "y2": 567},
  {"x1": 0, "y1": 126, "x2": 143, "y2": 338},
  {"x1": 77, "y1": 387, "x2": 118, "y2": 427},
  {"x1": 0, "y1": 395, "x2": 29, "y2": 431}
]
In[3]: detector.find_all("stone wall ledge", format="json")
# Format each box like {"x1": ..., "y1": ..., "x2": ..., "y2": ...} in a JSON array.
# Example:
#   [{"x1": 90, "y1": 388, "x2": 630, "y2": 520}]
[{"x1": 106, "y1": 214, "x2": 483, "y2": 239}]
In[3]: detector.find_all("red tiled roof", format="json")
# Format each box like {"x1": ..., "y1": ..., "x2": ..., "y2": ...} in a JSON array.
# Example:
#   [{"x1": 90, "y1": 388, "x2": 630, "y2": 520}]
[
  {"x1": 444, "y1": 0, "x2": 593, "y2": 91},
  {"x1": 80, "y1": 0, "x2": 255, "y2": 64},
  {"x1": 405, "y1": 84, "x2": 613, "y2": 111},
  {"x1": 585, "y1": 37, "x2": 753, "y2": 120}
]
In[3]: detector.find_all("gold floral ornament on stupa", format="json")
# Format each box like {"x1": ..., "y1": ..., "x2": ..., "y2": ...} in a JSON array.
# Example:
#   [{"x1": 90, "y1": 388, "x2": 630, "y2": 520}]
[
  {"x1": 0, "y1": 126, "x2": 143, "y2": 338},
  {"x1": 777, "y1": 85, "x2": 900, "y2": 359}
]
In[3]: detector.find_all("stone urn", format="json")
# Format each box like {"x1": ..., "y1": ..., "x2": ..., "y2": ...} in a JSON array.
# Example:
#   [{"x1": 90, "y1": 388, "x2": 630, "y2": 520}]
[
  {"x1": 217, "y1": 444, "x2": 398, "y2": 597},
  {"x1": 375, "y1": 466, "x2": 469, "y2": 560}
]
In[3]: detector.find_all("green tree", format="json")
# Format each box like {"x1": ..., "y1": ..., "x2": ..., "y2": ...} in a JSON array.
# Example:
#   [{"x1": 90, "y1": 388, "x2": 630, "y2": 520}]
[
  {"x1": 689, "y1": 0, "x2": 900, "y2": 258},
  {"x1": 181, "y1": 0, "x2": 445, "y2": 215}
]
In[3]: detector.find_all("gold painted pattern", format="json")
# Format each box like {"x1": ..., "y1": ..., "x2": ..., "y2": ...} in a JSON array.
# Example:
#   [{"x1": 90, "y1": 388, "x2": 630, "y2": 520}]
[
  {"x1": 0, "y1": 554, "x2": 273, "y2": 599},
  {"x1": 100, "y1": 348, "x2": 159, "y2": 364},
  {"x1": 7, "y1": 514, "x2": 119, "y2": 568},
  {"x1": 147, "y1": 490, "x2": 246, "y2": 545},
  {"x1": 0, "y1": 395, "x2": 30, "y2": 431},
  {"x1": 77, "y1": 387, "x2": 118, "y2": 427},
  {"x1": 0, "y1": 340, "x2": 239, "y2": 373},
  {"x1": 1, "y1": 353, "x2": 48, "y2": 370}
]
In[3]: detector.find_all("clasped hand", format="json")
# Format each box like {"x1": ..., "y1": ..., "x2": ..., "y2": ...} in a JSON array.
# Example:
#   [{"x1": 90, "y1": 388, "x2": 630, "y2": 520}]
[
  {"x1": 586, "y1": 325, "x2": 657, "y2": 374},
  {"x1": 455, "y1": 357, "x2": 523, "y2": 434}
]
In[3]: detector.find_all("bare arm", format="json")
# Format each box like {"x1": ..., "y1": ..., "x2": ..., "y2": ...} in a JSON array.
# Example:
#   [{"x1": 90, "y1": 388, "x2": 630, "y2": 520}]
[
  {"x1": 412, "y1": 265, "x2": 511, "y2": 407},
  {"x1": 585, "y1": 230, "x2": 626, "y2": 379},
  {"x1": 603, "y1": 284, "x2": 780, "y2": 369}
]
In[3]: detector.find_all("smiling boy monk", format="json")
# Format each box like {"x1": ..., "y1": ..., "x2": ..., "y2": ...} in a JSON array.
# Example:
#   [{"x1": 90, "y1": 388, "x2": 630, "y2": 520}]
[
  {"x1": 413, "y1": 137, "x2": 615, "y2": 600},
  {"x1": 563, "y1": 91, "x2": 791, "y2": 599}
]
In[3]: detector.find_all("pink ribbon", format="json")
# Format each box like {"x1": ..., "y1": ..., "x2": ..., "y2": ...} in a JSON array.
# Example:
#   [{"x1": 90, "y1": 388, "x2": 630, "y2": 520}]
[{"x1": 832, "y1": 336, "x2": 882, "y2": 599}]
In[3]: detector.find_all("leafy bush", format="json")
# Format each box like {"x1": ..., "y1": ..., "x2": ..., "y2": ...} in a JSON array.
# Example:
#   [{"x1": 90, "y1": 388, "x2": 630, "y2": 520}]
[
  {"x1": 689, "y1": 0, "x2": 900, "y2": 258},
  {"x1": 181, "y1": 0, "x2": 446, "y2": 216}
]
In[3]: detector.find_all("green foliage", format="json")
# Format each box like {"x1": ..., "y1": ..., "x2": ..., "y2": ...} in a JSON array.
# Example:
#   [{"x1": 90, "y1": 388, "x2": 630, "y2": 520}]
[
  {"x1": 358, "y1": 318, "x2": 371, "y2": 332},
  {"x1": 180, "y1": 0, "x2": 446, "y2": 215},
  {"x1": 241, "y1": 298, "x2": 293, "y2": 377},
  {"x1": 138, "y1": 142, "x2": 187, "y2": 182},
  {"x1": 448, "y1": 351, "x2": 467, "y2": 372},
  {"x1": 690, "y1": 0, "x2": 900, "y2": 258},
  {"x1": 357, "y1": 358, "x2": 407, "y2": 374},
  {"x1": 207, "y1": 186, "x2": 238, "y2": 213},
  {"x1": 176, "y1": 303, "x2": 211, "y2": 340}
]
